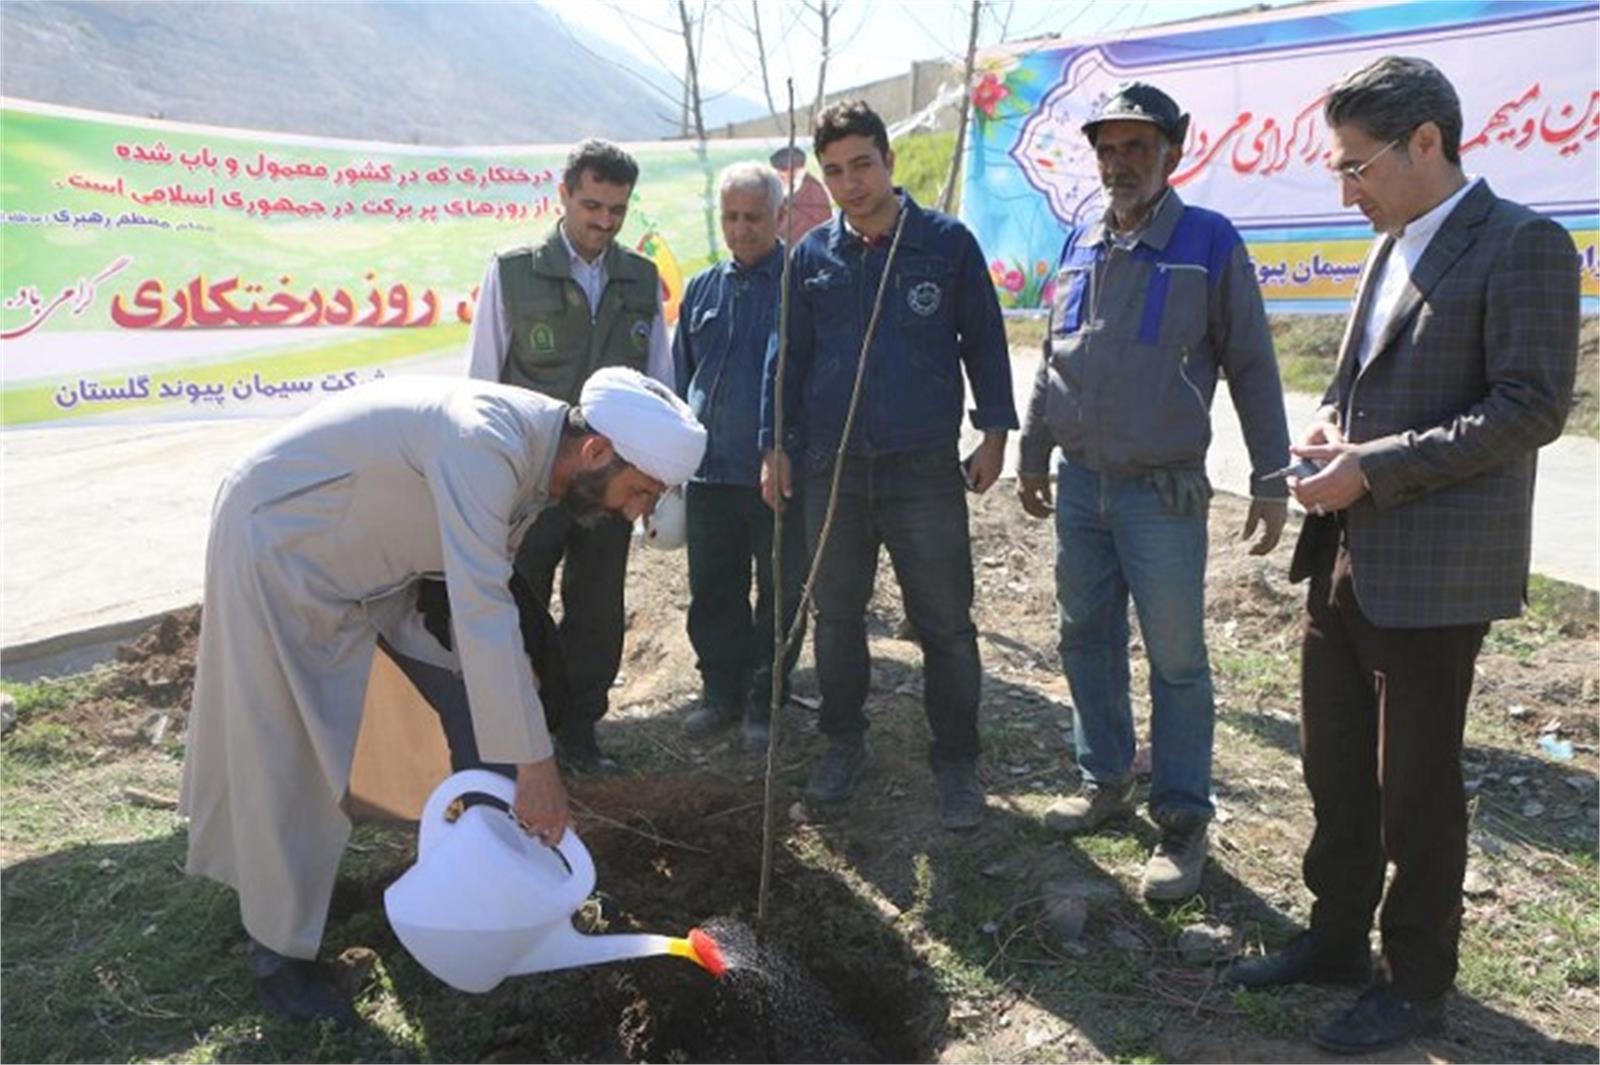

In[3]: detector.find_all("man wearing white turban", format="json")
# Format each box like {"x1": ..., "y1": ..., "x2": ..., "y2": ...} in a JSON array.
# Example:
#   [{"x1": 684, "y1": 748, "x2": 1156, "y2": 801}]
[{"x1": 180, "y1": 369, "x2": 703, "y2": 1025}]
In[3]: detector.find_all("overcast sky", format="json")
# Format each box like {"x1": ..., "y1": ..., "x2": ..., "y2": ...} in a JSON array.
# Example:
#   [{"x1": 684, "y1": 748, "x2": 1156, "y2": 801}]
[{"x1": 541, "y1": 0, "x2": 1301, "y2": 122}]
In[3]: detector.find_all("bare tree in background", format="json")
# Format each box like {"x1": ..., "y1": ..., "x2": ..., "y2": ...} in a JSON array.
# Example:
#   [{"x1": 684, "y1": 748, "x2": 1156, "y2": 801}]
[
  {"x1": 939, "y1": 0, "x2": 981, "y2": 213},
  {"x1": 669, "y1": 0, "x2": 718, "y2": 266},
  {"x1": 677, "y1": 0, "x2": 708, "y2": 140},
  {"x1": 751, "y1": 1, "x2": 779, "y2": 120},
  {"x1": 733, "y1": 0, "x2": 854, "y2": 134},
  {"x1": 805, "y1": 0, "x2": 833, "y2": 120}
]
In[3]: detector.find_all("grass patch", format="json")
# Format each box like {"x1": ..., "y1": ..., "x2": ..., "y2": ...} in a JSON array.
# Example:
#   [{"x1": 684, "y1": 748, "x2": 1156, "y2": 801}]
[
  {"x1": 1211, "y1": 647, "x2": 1297, "y2": 706},
  {"x1": 1486, "y1": 572, "x2": 1599, "y2": 660},
  {"x1": 1570, "y1": 315, "x2": 1599, "y2": 439},
  {"x1": 1457, "y1": 854, "x2": 1600, "y2": 1006},
  {"x1": 6, "y1": 721, "x2": 84, "y2": 764},
  {"x1": 0, "y1": 743, "x2": 443, "y2": 1062},
  {"x1": 1269, "y1": 315, "x2": 1344, "y2": 395},
  {"x1": 1074, "y1": 831, "x2": 1148, "y2": 870},
  {"x1": 1, "y1": 671, "x2": 117, "y2": 767},
  {"x1": 0, "y1": 671, "x2": 107, "y2": 719},
  {"x1": 894, "y1": 130, "x2": 959, "y2": 212},
  {"x1": 1231, "y1": 985, "x2": 1323, "y2": 1038},
  {"x1": 1003, "y1": 315, "x2": 1049, "y2": 357}
]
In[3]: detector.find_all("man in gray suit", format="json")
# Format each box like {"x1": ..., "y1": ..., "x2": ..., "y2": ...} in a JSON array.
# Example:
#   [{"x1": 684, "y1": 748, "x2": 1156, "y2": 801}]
[{"x1": 1226, "y1": 57, "x2": 1579, "y2": 1054}]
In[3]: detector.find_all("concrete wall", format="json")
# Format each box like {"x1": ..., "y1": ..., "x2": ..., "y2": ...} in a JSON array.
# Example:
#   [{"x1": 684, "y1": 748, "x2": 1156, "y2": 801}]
[{"x1": 709, "y1": 58, "x2": 960, "y2": 141}]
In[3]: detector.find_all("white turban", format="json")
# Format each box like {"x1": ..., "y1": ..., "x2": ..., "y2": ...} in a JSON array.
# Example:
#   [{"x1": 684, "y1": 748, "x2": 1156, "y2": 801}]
[{"x1": 579, "y1": 367, "x2": 707, "y2": 486}]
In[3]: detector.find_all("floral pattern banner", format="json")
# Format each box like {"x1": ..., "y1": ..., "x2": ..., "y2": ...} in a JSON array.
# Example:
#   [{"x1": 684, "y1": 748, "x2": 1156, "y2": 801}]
[{"x1": 960, "y1": 0, "x2": 1600, "y2": 313}]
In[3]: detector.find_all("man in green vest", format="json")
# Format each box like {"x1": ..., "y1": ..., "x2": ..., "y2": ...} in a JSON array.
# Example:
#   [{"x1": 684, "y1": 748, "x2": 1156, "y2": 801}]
[{"x1": 466, "y1": 138, "x2": 671, "y2": 771}]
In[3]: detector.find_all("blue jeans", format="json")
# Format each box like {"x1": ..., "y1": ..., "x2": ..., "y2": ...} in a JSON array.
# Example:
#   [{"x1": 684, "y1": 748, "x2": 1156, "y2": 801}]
[
  {"x1": 804, "y1": 445, "x2": 980, "y2": 766},
  {"x1": 1053, "y1": 457, "x2": 1214, "y2": 821}
]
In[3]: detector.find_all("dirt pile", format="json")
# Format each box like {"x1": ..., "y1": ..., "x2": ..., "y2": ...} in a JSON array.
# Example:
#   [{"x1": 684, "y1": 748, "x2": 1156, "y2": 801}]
[{"x1": 107, "y1": 607, "x2": 201, "y2": 709}]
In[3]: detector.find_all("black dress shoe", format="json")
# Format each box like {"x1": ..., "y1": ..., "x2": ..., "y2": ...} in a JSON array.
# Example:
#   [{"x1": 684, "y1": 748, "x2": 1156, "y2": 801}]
[
  {"x1": 248, "y1": 941, "x2": 358, "y2": 1027},
  {"x1": 1311, "y1": 983, "x2": 1444, "y2": 1054},
  {"x1": 1226, "y1": 930, "x2": 1372, "y2": 988}
]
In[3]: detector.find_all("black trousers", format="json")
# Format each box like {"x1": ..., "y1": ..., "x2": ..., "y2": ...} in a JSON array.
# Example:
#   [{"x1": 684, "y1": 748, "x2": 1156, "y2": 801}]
[
  {"x1": 513, "y1": 507, "x2": 632, "y2": 726},
  {"x1": 1300, "y1": 545, "x2": 1488, "y2": 1000},
  {"x1": 382, "y1": 641, "x2": 513, "y2": 778},
  {"x1": 685, "y1": 481, "x2": 807, "y2": 715}
]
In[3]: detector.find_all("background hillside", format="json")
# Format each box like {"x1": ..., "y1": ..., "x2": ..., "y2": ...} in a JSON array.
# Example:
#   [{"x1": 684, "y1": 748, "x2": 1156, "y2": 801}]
[{"x1": 0, "y1": 1, "x2": 762, "y2": 144}]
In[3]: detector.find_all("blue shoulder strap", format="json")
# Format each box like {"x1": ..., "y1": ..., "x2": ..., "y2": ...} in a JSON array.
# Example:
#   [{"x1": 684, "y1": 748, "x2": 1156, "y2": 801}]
[
  {"x1": 1131, "y1": 210, "x2": 1235, "y2": 345},
  {"x1": 1054, "y1": 228, "x2": 1098, "y2": 333}
]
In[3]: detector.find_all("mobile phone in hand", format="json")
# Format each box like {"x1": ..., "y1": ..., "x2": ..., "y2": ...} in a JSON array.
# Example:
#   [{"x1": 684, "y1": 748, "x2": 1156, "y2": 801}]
[{"x1": 1262, "y1": 458, "x2": 1321, "y2": 483}]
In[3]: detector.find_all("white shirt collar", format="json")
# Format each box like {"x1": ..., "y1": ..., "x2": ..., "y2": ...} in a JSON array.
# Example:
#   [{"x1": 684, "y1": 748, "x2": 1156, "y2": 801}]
[
  {"x1": 1393, "y1": 175, "x2": 1480, "y2": 256},
  {"x1": 558, "y1": 224, "x2": 606, "y2": 273},
  {"x1": 1352, "y1": 176, "x2": 1482, "y2": 373}
]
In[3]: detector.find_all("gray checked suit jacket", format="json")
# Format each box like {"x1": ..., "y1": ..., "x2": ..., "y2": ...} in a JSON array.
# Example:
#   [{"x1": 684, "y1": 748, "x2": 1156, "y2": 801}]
[{"x1": 1288, "y1": 181, "x2": 1580, "y2": 629}]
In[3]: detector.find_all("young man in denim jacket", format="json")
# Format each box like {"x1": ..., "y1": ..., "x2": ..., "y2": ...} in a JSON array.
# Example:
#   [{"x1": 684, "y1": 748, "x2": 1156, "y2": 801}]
[
  {"x1": 673, "y1": 163, "x2": 806, "y2": 752},
  {"x1": 1017, "y1": 82, "x2": 1291, "y2": 899},
  {"x1": 761, "y1": 101, "x2": 1017, "y2": 830}
]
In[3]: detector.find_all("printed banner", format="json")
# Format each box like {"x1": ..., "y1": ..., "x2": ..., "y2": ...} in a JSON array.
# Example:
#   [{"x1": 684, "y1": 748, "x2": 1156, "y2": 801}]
[
  {"x1": 0, "y1": 99, "x2": 798, "y2": 426},
  {"x1": 962, "y1": 0, "x2": 1600, "y2": 313}
]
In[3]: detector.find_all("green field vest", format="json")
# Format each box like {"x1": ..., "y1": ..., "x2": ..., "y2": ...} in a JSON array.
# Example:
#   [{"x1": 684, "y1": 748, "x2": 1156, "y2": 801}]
[{"x1": 496, "y1": 227, "x2": 661, "y2": 403}]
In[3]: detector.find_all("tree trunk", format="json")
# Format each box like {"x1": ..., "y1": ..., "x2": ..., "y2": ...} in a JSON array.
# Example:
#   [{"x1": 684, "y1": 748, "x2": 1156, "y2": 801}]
[
  {"x1": 939, "y1": 0, "x2": 981, "y2": 214},
  {"x1": 752, "y1": 0, "x2": 778, "y2": 121},
  {"x1": 678, "y1": 0, "x2": 707, "y2": 141},
  {"x1": 811, "y1": 0, "x2": 831, "y2": 123}
]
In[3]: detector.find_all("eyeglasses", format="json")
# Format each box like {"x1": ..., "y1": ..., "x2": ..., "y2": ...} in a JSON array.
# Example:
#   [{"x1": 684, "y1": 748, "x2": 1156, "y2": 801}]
[{"x1": 1331, "y1": 138, "x2": 1402, "y2": 185}]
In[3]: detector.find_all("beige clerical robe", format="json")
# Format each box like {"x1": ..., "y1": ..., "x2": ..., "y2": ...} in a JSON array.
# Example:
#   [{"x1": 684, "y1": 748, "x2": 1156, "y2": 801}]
[{"x1": 179, "y1": 376, "x2": 566, "y2": 958}]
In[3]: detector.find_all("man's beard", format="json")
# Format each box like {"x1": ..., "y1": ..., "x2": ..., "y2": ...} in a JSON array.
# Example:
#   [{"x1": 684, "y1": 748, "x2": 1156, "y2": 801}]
[
  {"x1": 562, "y1": 460, "x2": 624, "y2": 528},
  {"x1": 1104, "y1": 178, "x2": 1160, "y2": 227}
]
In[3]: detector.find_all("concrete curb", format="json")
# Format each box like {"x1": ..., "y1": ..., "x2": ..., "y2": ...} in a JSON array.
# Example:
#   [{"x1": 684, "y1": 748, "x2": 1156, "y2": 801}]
[{"x1": 0, "y1": 608, "x2": 191, "y2": 683}]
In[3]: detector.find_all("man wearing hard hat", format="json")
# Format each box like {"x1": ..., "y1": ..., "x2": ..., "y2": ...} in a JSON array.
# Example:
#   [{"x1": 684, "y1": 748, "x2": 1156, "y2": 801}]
[
  {"x1": 179, "y1": 368, "x2": 704, "y2": 1026},
  {"x1": 1017, "y1": 82, "x2": 1291, "y2": 901}
]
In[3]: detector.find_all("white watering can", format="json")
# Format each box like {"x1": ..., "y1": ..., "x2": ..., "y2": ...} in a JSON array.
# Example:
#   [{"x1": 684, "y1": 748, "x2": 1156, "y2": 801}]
[{"x1": 384, "y1": 769, "x2": 724, "y2": 993}]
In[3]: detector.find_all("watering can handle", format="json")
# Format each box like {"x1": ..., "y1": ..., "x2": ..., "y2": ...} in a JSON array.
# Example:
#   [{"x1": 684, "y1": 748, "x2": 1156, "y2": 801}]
[
  {"x1": 548, "y1": 829, "x2": 596, "y2": 912},
  {"x1": 417, "y1": 769, "x2": 516, "y2": 856},
  {"x1": 415, "y1": 770, "x2": 598, "y2": 910}
]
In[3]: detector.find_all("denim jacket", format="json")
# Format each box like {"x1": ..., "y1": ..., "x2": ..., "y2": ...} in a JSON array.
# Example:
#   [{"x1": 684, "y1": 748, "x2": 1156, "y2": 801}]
[
  {"x1": 672, "y1": 243, "x2": 784, "y2": 486},
  {"x1": 760, "y1": 191, "x2": 1017, "y2": 459},
  {"x1": 1019, "y1": 190, "x2": 1290, "y2": 498}
]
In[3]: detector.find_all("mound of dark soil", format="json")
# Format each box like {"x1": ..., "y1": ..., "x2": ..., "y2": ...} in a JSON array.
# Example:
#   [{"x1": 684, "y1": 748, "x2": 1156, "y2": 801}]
[{"x1": 328, "y1": 772, "x2": 942, "y2": 1062}]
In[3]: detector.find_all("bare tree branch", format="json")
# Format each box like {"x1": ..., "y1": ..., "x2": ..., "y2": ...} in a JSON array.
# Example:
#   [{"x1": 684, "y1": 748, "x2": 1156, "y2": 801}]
[
  {"x1": 547, "y1": 6, "x2": 687, "y2": 128},
  {"x1": 810, "y1": 0, "x2": 832, "y2": 119},
  {"x1": 677, "y1": 0, "x2": 708, "y2": 140},
  {"x1": 939, "y1": 0, "x2": 981, "y2": 213},
  {"x1": 752, "y1": 0, "x2": 778, "y2": 119}
]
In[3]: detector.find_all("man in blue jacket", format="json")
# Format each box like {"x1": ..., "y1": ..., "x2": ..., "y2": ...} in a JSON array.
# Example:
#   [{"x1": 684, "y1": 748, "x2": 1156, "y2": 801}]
[
  {"x1": 674, "y1": 162, "x2": 806, "y2": 753},
  {"x1": 1017, "y1": 82, "x2": 1290, "y2": 900},
  {"x1": 762, "y1": 100, "x2": 1017, "y2": 830}
]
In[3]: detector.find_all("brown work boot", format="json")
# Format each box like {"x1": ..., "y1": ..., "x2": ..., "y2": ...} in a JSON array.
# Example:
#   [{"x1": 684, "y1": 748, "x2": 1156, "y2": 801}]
[
  {"x1": 1141, "y1": 815, "x2": 1209, "y2": 901},
  {"x1": 1042, "y1": 778, "x2": 1136, "y2": 834}
]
